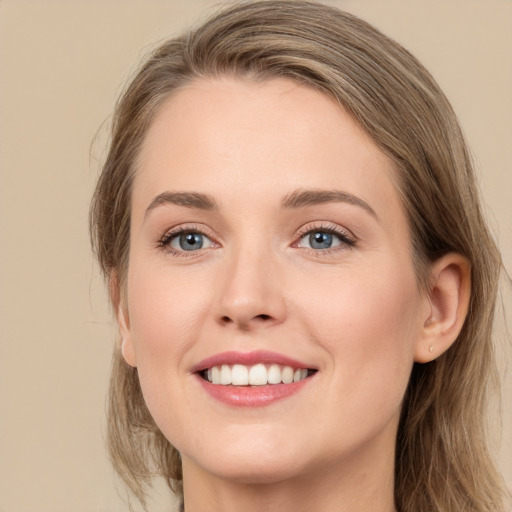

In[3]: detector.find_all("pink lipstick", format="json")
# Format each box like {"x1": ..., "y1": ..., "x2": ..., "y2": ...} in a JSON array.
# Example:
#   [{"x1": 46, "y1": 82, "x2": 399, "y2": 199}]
[{"x1": 191, "y1": 350, "x2": 316, "y2": 407}]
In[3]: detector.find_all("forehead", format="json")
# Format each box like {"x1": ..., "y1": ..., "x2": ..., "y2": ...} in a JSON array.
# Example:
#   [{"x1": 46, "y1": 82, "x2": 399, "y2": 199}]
[{"x1": 134, "y1": 77, "x2": 403, "y2": 225}]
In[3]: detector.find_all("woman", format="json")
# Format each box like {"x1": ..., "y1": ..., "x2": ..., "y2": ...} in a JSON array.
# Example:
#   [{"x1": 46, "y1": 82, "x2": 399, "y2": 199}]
[{"x1": 90, "y1": 1, "x2": 509, "y2": 510}]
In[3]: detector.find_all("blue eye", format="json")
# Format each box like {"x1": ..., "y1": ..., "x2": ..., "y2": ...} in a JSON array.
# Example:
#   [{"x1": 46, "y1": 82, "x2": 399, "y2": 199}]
[
  {"x1": 161, "y1": 230, "x2": 215, "y2": 253},
  {"x1": 309, "y1": 231, "x2": 335, "y2": 249},
  {"x1": 174, "y1": 232, "x2": 204, "y2": 251},
  {"x1": 298, "y1": 228, "x2": 354, "y2": 250}
]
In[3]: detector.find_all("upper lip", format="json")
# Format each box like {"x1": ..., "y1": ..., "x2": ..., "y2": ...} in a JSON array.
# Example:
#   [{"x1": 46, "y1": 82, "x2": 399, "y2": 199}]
[{"x1": 190, "y1": 350, "x2": 316, "y2": 374}]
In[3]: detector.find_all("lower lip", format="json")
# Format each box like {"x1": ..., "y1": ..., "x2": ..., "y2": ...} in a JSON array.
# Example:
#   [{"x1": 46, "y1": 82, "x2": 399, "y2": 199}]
[{"x1": 196, "y1": 375, "x2": 312, "y2": 407}]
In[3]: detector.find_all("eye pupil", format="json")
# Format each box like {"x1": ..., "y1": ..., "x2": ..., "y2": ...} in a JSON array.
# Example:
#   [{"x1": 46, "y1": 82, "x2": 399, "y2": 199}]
[
  {"x1": 310, "y1": 231, "x2": 332, "y2": 249},
  {"x1": 180, "y1": 232, "x2": 203, "y2": 251}
]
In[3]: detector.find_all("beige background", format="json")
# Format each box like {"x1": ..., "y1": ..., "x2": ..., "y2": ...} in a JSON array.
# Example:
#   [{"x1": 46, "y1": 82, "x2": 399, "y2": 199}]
[{"x1": 0, "y1": 1, "x2": 510, "y2": 511}]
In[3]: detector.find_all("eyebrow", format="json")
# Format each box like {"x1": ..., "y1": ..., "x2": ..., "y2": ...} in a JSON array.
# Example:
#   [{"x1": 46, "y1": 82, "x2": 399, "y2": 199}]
[
  {"x1": 144, "y1": 188, "x2": 378, "y2": 221},
  {"x1": 145, "y1": 191, "x2": 218, "y2": 217},
  {"x1": 281, "y1": 189, "x2": 378, "y2": 220}
]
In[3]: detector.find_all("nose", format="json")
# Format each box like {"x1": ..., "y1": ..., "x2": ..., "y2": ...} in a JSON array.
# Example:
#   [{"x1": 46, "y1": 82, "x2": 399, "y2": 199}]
[{"x1": 215, "y1": 246, "x2": 287, "y2": 331}]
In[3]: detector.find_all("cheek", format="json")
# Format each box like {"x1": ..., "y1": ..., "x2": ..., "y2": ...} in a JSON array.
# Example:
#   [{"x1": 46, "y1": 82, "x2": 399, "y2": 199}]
[
  {"x1": 124, "y1": 262, "x2": 212, "y2": 436},
  {"x1": 298, "y1": 262, "x2": 421, "y2": 406},
  {"x1": 125, "y1": 259, "x2": 215, "y2": 393},
  {"x1": 302, "y1": 261, "x2": 419, "y2": 338}
]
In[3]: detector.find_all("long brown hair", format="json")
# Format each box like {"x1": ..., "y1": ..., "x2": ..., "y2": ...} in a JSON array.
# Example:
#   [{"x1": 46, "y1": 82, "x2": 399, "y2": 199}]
[{"x1": 90, "y1": 1, "x2": 508, "y2": 510}]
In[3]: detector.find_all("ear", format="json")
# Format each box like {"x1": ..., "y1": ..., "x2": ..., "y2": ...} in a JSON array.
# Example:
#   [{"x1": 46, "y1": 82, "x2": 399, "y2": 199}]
[
  {"x1": 117, "y1": 302, "x2": 137, "y2": 367},
  {"x1": 415, "y1": 253, "x2": 471, "y2": 363},
  {"x1": 110, "y1": 272, "x2": 137, "y2": 368}
]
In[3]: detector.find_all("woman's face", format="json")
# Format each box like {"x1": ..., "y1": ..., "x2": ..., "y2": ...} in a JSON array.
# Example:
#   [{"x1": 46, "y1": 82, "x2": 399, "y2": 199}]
[{"x1": 120, "y1": 77, "x2": 430, "y2": 485}]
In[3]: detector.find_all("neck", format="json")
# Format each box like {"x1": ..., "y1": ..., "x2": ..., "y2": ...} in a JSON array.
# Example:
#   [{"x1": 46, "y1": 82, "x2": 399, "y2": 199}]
[{"x1": 181, "y1": 431, "x2": 397, "y2": 512}]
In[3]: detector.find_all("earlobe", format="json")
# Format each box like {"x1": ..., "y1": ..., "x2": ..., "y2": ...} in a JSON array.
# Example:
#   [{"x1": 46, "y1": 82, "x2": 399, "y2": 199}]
[
  {"x1": 415, "y1": 253, "x2": 471, "y2": 363},
  {"x1": 110, "y1": 271, "x2": 137, "y2": 367},
  {"x1": 117, "y1": 302, "x2": 137, "y2": 368}
]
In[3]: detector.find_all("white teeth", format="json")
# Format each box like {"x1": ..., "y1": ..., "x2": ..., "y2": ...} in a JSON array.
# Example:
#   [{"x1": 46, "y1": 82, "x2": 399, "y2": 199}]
[
  {"x1": 249, "y1": 363, "x2": 267, "y2": 386},
  {"x1": 294, "y1": 369, "x2": 308, "y2": 382},
  {"x1": 204, "y1": 363, "x2": 312, "y2": 386},
  {"x1": 231, "y1": 364, "x2": 249, "y2": 385},
  {"x1": 211, "y1": 366, "x2": 221, "y2": 384},
  {"x1": 282, "y1": 366, "x2": 294, "y2": 384},
  {"x1": 267, "y1": 364, "x2": 281, "y2": 384},
  {"x1": 220, "y1": 364, "x2": 232, "y2": 385}
]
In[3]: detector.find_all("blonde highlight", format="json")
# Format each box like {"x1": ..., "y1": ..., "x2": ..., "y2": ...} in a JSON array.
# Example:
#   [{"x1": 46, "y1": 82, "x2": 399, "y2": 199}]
[{"x1": 89, "y1": 1, "x2": 509, "y2": 510}]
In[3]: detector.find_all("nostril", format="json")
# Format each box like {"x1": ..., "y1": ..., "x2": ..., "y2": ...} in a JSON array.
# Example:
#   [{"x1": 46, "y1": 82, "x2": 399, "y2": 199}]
[{"x1": 220, "y1": 313, "x2": 272, "y2": 326}]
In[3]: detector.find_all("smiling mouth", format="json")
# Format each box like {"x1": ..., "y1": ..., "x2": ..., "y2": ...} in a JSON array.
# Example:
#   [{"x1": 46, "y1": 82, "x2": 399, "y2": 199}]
[{"x1": 200, "y1": 363, "x2": 317, "y2": 386}]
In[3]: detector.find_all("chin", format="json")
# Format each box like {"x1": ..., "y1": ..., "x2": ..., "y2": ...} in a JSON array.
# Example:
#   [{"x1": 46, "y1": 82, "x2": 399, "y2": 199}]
[
  {"x1": 180, "y1": 427, "x2": 312, "y2": 485},
  {"x1": 199, "y1": 454, "x2": 305, "y2": 485}
]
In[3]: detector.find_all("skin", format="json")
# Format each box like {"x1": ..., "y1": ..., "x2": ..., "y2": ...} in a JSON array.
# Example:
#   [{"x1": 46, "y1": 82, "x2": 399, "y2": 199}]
[{"x1": 117, "y1": 77, "x2": 470, "y2": 512}]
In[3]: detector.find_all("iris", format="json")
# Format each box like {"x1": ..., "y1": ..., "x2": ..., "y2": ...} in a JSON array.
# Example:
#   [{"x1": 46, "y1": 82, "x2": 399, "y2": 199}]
[
  {"x1": 309, "y1": 231, "x2": 333, "y2": 249},
  {"x1": 179, "y1": 233, "x2": 203, "y2": 251}
]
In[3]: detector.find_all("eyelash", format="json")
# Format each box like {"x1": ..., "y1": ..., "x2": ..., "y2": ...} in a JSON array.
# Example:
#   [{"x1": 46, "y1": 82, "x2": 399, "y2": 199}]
[
  {"x1": 157, "y1": 222, "x2": 357, "y2": 256},
  {"x1": 157, "y1": 224, "x2": 217, "y2": 257},
  {"x1": 294, "y1": 222, "x2": 356, "y2": 254}
]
